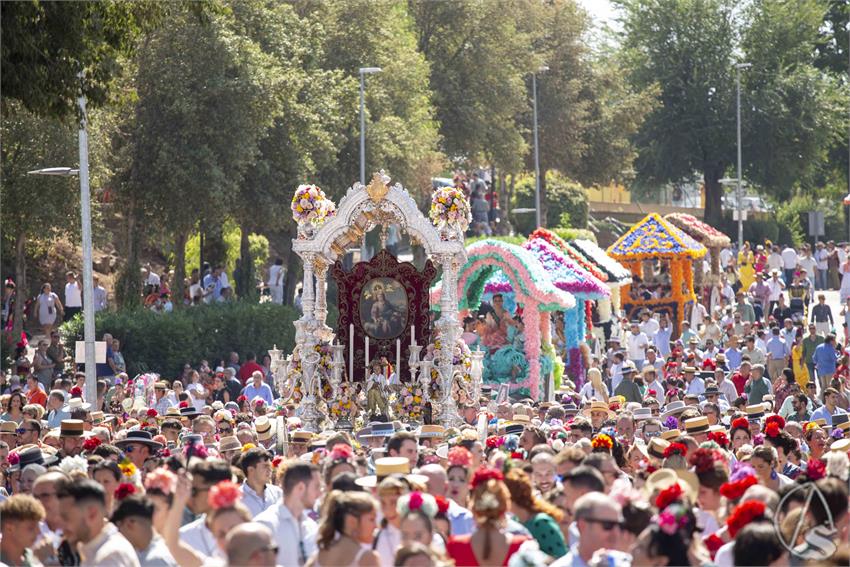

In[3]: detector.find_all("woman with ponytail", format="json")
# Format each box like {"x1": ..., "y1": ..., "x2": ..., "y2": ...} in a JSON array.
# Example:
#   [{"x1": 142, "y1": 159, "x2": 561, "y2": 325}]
[
  {"x1": 446, "y1": 467, "x2": 529, "y2": 566},
  {"x1": 503, "y1": 468, "x2": 567, "y2": 558},
  {"x1": 307, "y1": 490, "x2": 380, "y2": 567}
]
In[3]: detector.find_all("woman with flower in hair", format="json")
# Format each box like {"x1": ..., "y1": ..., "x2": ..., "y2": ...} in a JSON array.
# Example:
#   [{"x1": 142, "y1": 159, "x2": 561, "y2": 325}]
[
  {"x1": 751, "y1": 446, "x2": 792, "y2": 491},
  {"x1": 323, "y1": 443, "x2": 356, "y2": 488},
  {"x1": 729, "y1": 417, "x2": 752, "y2": 450},
  {"x1": 804, "y1": 422, "x2": 828, "y2": 460},
  {"x1": 144, "y1": 467, "x2": 177, "y2": 534},
  {"x1": 690, "y1": 448, "x2": 728, "y2": 537},
  {"x1": 446, "y1": 467, "x2": 528, "y2": 566},
  {"x1": 397, "y1": 490, "x2": 451, "y2": 560},
  {"x1": 762, "y1": 416, "x2": 801, "y2": 479},
  {"x1": 91, "y1": 460, "x2": 122, "y2": 515},
  {"x1": 446, "y1": 446, "x2": 473, "y2": 507},
  {"x1": 503, "y1": 468, "x2": 566, "y2": 558},
  {"x1": 308, "y1": 490, "x2": 380, "y2": 567},
  {"x1": 630, "y1": 501, "x2": 706, "y2": 566}
]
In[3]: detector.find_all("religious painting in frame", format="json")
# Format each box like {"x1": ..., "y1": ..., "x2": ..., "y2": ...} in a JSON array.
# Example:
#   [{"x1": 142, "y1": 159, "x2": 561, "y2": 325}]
[
  {"x1": 359, "y1": 277, "x2": 408, "y2": 340},
  {"x1": 333, "y1": 249, "x2": 437, "y2": 382}
]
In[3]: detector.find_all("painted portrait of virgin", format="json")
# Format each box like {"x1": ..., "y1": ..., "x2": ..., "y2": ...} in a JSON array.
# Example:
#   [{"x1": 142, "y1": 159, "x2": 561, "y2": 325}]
[{"x1": 360, "y1": 277, "x2": 408, "y2": 340}]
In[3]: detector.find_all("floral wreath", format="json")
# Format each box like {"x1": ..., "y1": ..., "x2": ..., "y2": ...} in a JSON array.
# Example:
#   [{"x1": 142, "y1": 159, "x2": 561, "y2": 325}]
[
  {"x1": 394, "y1": 382, "x2": 425, "y2": 422},
  {"x1": 397, "y1": 491, "x2": 438, "y2": 518},
  {"x1": 425, "y1": 338, "x2": 473, "y2": 403},
  {"x1": 291, "y1": 184, "x2": 336, "y2": 225},
  {"x1": 726, "y1": 500, "x2": 766, "y2": 537},
  {"x1": 330, "y1": 381, "x2": 359, "y2": 418},
  {"x1": 429, "y1": 186, "x2": 471, "y2": 231}
]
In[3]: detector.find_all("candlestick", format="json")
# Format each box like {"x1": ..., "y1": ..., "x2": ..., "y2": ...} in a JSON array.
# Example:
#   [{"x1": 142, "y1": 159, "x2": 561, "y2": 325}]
[
  {"x1": 396, "y1": 339, "x2": 401, "y2": 379},
  {"x1": 411, "y1": 325, "x2": 415, "y2": 347},
  {"x1": 349, "y1": 324, "x2": 354, "y2": 380},
  {"x1": 365, "y1": 336, "x2": 369, "y2": 372}
]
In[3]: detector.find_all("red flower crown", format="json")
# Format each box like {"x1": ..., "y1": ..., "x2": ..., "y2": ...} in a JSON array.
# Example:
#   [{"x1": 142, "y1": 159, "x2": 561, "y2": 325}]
[
  {"x1": 719, "y1": 475, "x2": 757, "y2": 501},
  {"x1": 726, "y1": 500, "x2": 766, "y2": 537},
  {"x1": 655, "y1": 483, "x2": 684, "y2": 510},
  {"x1": 731, "y1": 417, "x2": 749, "y2": 431},
  {"x1": 470, "y1": 466, "x2": 503, "y2": 490},
  {"x1": 663, "y1": 442, "x2": 688, "y2": 458},
  {"x1": 707, "y1": 430, "x2": 729, "y2": 448}
]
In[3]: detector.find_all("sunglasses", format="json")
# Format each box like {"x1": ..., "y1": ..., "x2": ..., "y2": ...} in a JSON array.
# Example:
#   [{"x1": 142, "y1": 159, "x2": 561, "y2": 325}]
[
  {"x1": 15, "y1": 428, "x2": 35, "y2": 435},
  {"x1": 218, "y1": 427, "x2": 233, "y2": 434},
  {"x1": 582, "y1": 517, "x2": 623, "y2": 531},
  {"x1": 259, "y1": 545, "x2": 279, "y2": 555}
]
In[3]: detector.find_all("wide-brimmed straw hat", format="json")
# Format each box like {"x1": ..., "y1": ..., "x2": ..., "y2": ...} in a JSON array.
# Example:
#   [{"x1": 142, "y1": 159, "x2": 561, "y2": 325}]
[{"x1": 582, "y1": 400, "x2": 616, "y2": 420}]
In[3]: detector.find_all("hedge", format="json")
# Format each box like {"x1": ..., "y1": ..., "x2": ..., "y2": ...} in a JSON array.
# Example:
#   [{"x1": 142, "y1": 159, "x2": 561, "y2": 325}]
[
  {"x1": 511, "y1": 172, "x2": 589, "y2": 235},
  {"x1": 552, "y1": 228, "x2": 597, "y2": 244},
  {"x1": 61, "y1": 302, "x2": 298, "y2": 378}
]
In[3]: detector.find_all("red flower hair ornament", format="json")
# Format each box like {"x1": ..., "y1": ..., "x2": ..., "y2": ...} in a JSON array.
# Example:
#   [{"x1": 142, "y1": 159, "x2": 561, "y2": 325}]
[
  {"x1": 470, "y1": 467, "x2": 503, "y2": 490},
  {"x1": 434, "y1": 495, "x2": 450, "y2": 515},
  {"x1": 82, "y1": 437, "x2": 102, "y2": 452},
  {"x1": 707, "y1": 430, "x2": 729, "y2": 448},
  {"x1": 591, "y1": 433, "x2": 614, "y2": 450},
  {"x1": 764, "y1": 415, "x2": 785, "y2": 430},
  {"x1": 655, "y1": 483, "x2": 684, "y2": 510},
  {"x1": 719, "y1": 475, "x2": 757, "y2": 501},
  {"x1": 328, "y1": 444, "x2": 353, "y2": 461},
  {"x1": 689, "y1": 448, "x2": 723, "y2": 474},
  {"x1": 806, "y1": 459, "x2": 826, "y2": 481},
  {"x1": 663, "y1": 442, "x2": 688, "y2": 458},
  {"x1": 146, "y1": 409, "x2": 158, "y2": 418},
  {"x1": 114, "y1": 483, "x2": 137, "y2": 501},
  {"x1": 731, "y1": 417, "x2": 749, "y2": 431},
  {"x1": 764, "y1": 422, "x2": 781, "y2": 438},
  {"x1": 726, "y1": 500, "x2": 766, "y2": 537},
  {"x1": 209, "y1": 480, "x2": 242, "y2": 510},
  {"x1": 448, "y1": 447, "x2": 473, "y2": 468}
]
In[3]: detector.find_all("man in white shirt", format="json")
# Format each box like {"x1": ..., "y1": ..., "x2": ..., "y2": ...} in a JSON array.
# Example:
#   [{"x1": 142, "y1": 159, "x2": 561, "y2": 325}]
[
  {"x1": 766, "y1": 270, "x2": 786, "y2": 316},
  {"x1": 719, "y1": 246, "x2": 733, "y2": 269},
  {"x1": 141, "y1": 267, "x2": 161, "y2": 290},
  {"x1": 683, "y1": 366, "x2": 706, "y2": 396},
  {"x1": 267, "y1": 258, "x2": 284, "y2": 304},
  {"x1": 180, "y1": 461, "x2": 233, "y2": 557},
  {"x1": 767, "y1": 245, "x2": 783, "y2": 273},
  {"x1": 64, "y1": 271, "x2": 82, "y2": 322},
  {"x1": 255, "y1": 461, "x2": 321, "y2": 567},
  {"x1": 92, "y1": 276, "x2": 108, "y2": 313},
  {"x1": 781, "y1": 245, "x2": 798, "y2": 286},
  {"x1": 653, "y1": 315, "x2": 672, "y2": 357},
  {"x1": 815, "y1": 242, "x2": 829, "y2": 290},
  {"x1": 638, "y1": 310, "x2": 659, "y2": 336},
  {"x1": 626, "y1": 322, "x2": 649, "y2": 371},
  {"x1": 60, "y1": 478, "x2": 141, "y2": 567},
  {"x1": 239, "y1": 447, "x2": 283, "y2": 517}
]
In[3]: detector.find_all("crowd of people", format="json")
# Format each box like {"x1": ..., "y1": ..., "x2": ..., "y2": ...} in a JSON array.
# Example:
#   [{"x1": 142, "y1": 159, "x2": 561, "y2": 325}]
[{"x1": 2, "y1": 235, "x2": 850, "y2": 566}]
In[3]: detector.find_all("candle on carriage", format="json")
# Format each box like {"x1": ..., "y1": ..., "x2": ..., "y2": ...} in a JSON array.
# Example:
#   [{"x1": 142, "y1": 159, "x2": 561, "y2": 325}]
[
  {"x1": 349, "y1": 324, "x2": 354, "y2": 379},
  {"x1": 365, "y1": 336, "x2": 369, "y2": 372},
  {"x1": 396, "y1": 339, "x2": 401, "y2": 378}
]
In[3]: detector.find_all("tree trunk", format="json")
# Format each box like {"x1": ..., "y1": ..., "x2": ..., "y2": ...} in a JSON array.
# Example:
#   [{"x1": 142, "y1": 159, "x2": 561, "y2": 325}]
[
  {"x1": 12, "y1": 232, "x2": 26, "y2": 342},
  {"x1": 239, "y1": 225, "x2": 255, "y2": 301},
  {"x1": 115, "y1": 198, "x2": 141, "y2": 309},
  {"x1": 703, "y1": 166, "x2": 723, "y2": 227},
  {"x1": 204, "y1": 224, "x2": 227, "y2": 270},
  {"x1": 173, "y1": 230, "x2": 188, "y2": 310}
]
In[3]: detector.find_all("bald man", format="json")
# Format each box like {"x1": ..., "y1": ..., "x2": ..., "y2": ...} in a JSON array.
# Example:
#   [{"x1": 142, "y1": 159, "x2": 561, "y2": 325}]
[{"x1": 225, "y1": 522, "x2": 276, "y2": 567}]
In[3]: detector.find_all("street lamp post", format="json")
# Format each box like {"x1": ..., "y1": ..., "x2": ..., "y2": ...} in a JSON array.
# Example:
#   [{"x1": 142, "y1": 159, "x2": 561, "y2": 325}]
[
  {"x1": 27, "y1": 91, "x2": 96, "y2": 405},
  {"x1": 735, "y1": 62, "x2": 751, "y2": 249},
  {"x1": 532, "y1": 65, "x2": 549, "y2": 229},
  {"x1": 359, "y1": 67, "x2": 382, "y2": 185}
]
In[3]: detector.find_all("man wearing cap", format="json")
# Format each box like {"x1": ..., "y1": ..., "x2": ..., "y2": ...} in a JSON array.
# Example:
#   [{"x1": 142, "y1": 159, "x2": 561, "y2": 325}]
[
  {"x1": 613, "y1": 363, "x2": 641, "y2": 404},
  {"x1": 683, "y1": 367, "x2": 705, "y2": 396},
  {"x1": 115, "y1": 430, "x2": 163, "y2": 470}
]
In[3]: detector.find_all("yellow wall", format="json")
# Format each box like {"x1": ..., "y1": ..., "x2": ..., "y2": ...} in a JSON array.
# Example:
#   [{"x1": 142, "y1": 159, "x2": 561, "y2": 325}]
[{"x1": 587, "y1": 183, "x2": 630, "y2": 203}]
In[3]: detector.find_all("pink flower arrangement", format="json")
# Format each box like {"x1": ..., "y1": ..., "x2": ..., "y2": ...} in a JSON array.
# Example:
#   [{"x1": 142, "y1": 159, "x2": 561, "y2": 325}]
[
  {"x1": 145, "y1": 467, "x2": 178, "y2": 494},
  {"x1": 329, "y1": 444, "x2": 353, "y2": 461},
  {"x1": 291, "y1": 184, "x2": 336, "y2": 225},
  {"x1": 430, "y1": 186, "x2": 471, "y2": 230},
  {"x1": 7, "y1": 451, "x2": 19, "y2": 466},
  {"x1": 208, "y1": 480, "x2": 242, "y2": 510},
  {"x1": 447, "y1": 447, "x2": 473, "y2": 468},
  {"x1": 657, "y1": 510, "x2": 679, "y2": 535}
]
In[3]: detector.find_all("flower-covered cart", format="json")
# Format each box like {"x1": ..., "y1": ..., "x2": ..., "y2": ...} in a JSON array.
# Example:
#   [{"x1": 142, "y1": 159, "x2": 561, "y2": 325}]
[
  {"x1": 607, "y1": 213, "x2": 707, "y2": 338},
  {"x1": 430, "y1": 239, "x2": 575, "y2": 400},
  {"x1": 665, "y1": 213, "x2": 732, "y2": 299}
]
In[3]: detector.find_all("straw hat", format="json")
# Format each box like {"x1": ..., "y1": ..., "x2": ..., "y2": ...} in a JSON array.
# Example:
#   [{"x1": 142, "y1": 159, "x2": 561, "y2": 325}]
[
  {"x1": 745, "y1": 405, "x2": 765, "y2": 421},
  {"x1": 830, "y1": 439, "x2": 850, "y2": 453},
  {"x1": 683, "y1": 416, "x2": 710, "y2": 435},
  {"x1": 660, "y1": 429, "x2": 682, "y2": 441},
  {"x1": 416, "y1": 425, "x2": 445, "y2": 439},
  {"x1": 59, "y1": 419, "x2": 92, "y2": 438},
  {"x1": 647, "y1": 438, "x2": 670, "y2": 459},
  {"x1": 62, "y1": 397, "x2": 91, "y2": 413},
  {"x1": 290, "y1": 430, "x2": 314, "y2": 445},
  {"x1": 632, "y1": 408, "x2": 652, "y2": 421},
  {"x1": 254, "y1": 416, "x2": 276, "y2": 442},
  {"x1": 218, "y1": 436, "x2": 242, "y2": 453},
  {"x1": 661, "y1": 401, "x2": 687, "y2": 419},
  {"x1": 354, "y1": 457, "x2": 428, "y2": 488},
  {"x1": 582, "y1": 400, "x2": 616, "y2": 420},
  {"x1": 115, "y1": 430, "x2": 164, "y2": 451},
  {"x1": 644, "y1": 469, "x2": 695, "y2": 504}
]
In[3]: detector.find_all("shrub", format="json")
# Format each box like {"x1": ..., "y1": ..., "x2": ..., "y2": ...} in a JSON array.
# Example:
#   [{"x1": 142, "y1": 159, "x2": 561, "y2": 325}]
[
  {"x1": 511, "y1": 171, "x2": 589, "y2": 235},
  {"x1": 61, "y1": 301, "x2": 298, "y2": 377},
  {"x1": 552, "y1": 228, "x2": 597, "y2": 243}
]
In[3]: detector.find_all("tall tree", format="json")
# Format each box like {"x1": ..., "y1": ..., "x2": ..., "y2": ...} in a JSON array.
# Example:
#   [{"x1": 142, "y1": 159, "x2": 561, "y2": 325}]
[
  {"x1": 409, "y1": 0, "x2": 535, "y2": 171},
  {"x1": 1, "y1": 0, "x2": 167, "y2": 118},
  {"x1": 740, "y1": 0, "x2": 844, "y2": 199},
  {"x1": 1, "y1": 102, "x2": 79, "y2": 339},
  {"x1": 124, "y1": 8, "x2": 279, "y2": 305},
  {"x1": 615, "y1": 0, "x2": 738, "y2": 225}
]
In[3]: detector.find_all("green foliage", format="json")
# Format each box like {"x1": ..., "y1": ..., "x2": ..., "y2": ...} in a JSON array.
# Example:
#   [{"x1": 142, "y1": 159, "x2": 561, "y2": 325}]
[
  {"x1": 0, "y1": 0, "x2": 171, "y2": 118},
  {"x1": 61, "y1": 302, "x2": 298, "y2": 376},
  {"x1": 511, "y1": 171, "x2": 589, "y2": 235},
  {"x1": 552, "y1": 228, "x2": 597, "y2": 243},
  {"x1": 465, "y1": 235, "x2": 528, "y2": 247},
  {"x1": 774, "y1": 194, "x2": 846, "y2": 245},
  {"x1": 184, "y1": 221, "x2": 269, "y2": 282}
]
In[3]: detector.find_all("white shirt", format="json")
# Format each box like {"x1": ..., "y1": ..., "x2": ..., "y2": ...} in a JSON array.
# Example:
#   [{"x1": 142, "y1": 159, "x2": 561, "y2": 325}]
[
  {"x1": 374, "y1": 522, "x2": 402, "y2": 567},
  {"x1": 719, "y1": 248, "x2": 733, "y2": 268},
  {"x1": 240, "y1": 481, "x2": 283, "y2": 517},
  {"x1": 767, "y1": 252, "x2": 783, "y2": 271},
  {"x1": 626, "y1": 332, "x2": 649, "y2": 360},
  {"x1": 639, "y1": 318, "x2": 659, "y2": 336},
  {"x1": 188, "y1": 282, "x2": 203, "y2": 302},
  {"x1": 145, "y1": 271, "x2": 161, "y2": 286},
  {"x1": 137, "y1": 535, "x2": 178, "y2": 567},
  {"x1": 816, "y1": 249, "x2": 828, "y2": 270},
  {"x1": 686, "y1": 377, "x2": 705, "y2": 396},
  {"x1": 179, "y1": 516, "x2": 218, "y2": 558},
  {"x1": 716, "y1": 379, "x2": 738, "y2": 404},
  {"x1": 79, "y1": 522, "x2": 140, "y2": 567},
  {"x1": 799, "y1": 255, "x2": 817, "y2": 276},
  {"x1": 65, "y1": 281, "x2": 82, "y2": 307},
  {"x1": 255, "y1": 503, "x2": 318, "y2": 567},
  {"x1": 93, "y1": 286, "x2": 108, "y2": 312},
  {"x1": 767, "y1": 278, "x2": 784, "y2": 301},
  {"x1": 781, "y1": 247, "x2": 798, "y2": 269},
  {"x1": 267, "y1": 264, "x2": 283, "y2": 287}
]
